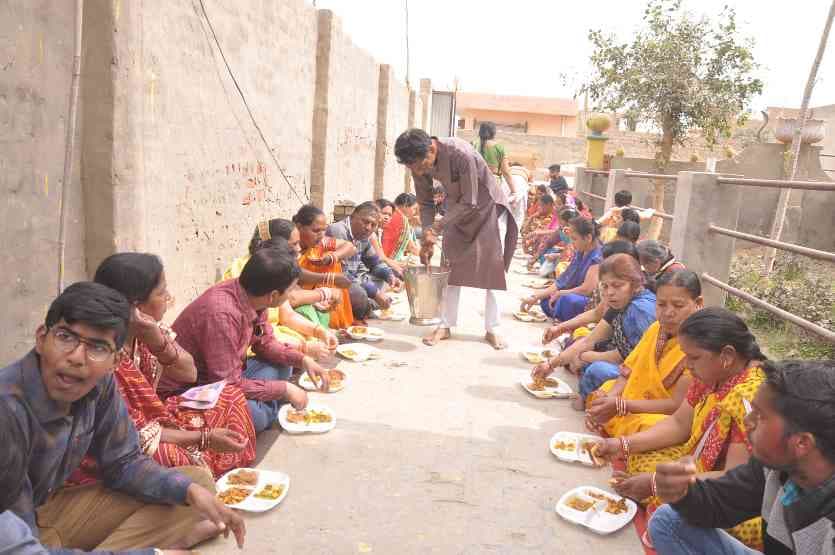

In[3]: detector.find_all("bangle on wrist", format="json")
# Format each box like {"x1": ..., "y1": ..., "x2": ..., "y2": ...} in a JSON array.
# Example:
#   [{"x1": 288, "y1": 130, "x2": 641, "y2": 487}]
[
  {"x1": 650, "y1": 471, "x2": 659, "y2": 498},
  {"x1": 619, "y1": 436, "x2": 630, "y2": 458}
]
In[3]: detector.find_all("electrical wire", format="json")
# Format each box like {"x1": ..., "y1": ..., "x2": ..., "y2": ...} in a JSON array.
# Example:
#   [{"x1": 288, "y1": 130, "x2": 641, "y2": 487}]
[{"x1": 196, "y1": 0, "x2": 308, "y2": 204}]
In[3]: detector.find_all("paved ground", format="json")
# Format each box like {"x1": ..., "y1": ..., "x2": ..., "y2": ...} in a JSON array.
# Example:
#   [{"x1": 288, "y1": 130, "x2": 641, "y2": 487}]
[{"x1": 202, "y1": 261, "x2": 642, "y2": 555}]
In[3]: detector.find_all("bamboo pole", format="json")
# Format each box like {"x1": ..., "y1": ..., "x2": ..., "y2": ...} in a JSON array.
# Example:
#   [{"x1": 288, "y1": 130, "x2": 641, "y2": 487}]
[
  {"x1": 765, "y1": 0, "x2": 835, "y2": 274},
  {"x1": 57, "y1": 0, "x2": 85, "y2": 294}
]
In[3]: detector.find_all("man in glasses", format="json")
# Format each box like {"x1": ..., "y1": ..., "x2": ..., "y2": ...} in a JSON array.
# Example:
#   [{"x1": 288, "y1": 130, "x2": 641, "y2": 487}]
[
  {"x1": 649, "y1": 359, "x2": 835, "y2": 555},
  {"x1": 0, "y1": 282, "x2": 245, "y2": 553}
]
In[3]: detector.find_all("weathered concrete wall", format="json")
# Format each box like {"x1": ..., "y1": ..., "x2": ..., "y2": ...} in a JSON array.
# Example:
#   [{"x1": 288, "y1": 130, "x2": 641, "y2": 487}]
[
  {"x1": 375, "y1": 66, "x2": 410, "y2": 201},
  {"x1": 314, "y1": 10, "x2": 379, "y2": 217},
  {"x1": 134, "y1": 0, "x2": 319, "y2": 307},
  {"x1": 0, "y1": 1, "x2": 87, "y2": 361}
]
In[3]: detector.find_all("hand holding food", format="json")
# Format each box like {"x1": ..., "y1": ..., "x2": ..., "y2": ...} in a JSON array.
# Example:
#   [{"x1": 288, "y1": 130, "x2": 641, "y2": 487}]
[
  {"x1": 588, "y1": 395, "x2": 618, "y2": 425},
  {"x1": 302, "y1": 356, "x2": 330, "y2": 392},
  {"x1": 654, "y1": 457, "x2": 698, "y2": 503},
  {"x1": 285, "y1": 383, "x2": 309, "y2": 410},
  {"x1": 592, "y1": 437, "x2": 622, "y2": 462}
]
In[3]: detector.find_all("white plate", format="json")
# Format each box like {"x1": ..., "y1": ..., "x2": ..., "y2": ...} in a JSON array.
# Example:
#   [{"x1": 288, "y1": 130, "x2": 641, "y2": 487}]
[
  {"x1": 278, "y1": 403, "x2": 336, "y2": 434},
  {"x1": 519, "y1": 346, "x2": 560, "y2": 365},
  {"x1": 556, "y1": 486, "x2": 637, "y2": 535},
  {"x1": 298, "y1": 369, "x2": 346, "y2": 392},
  {"x1": 373, "y1": 308, "x2": 407, "y2": 321},
  {"x1": 523, "y1": 279, "x2": 552, "y2": 289},
  {"x1": 513, "y1": 268, "x2": 540, "y2": 275},
  {"x1": 215, "y1": 468, "x2": 290, "y2": 512},
  {"x1": 335, "y1": 342, "x2": 380, "y2": 362},
  {"x1": 516, "y1": 371, "x2": 573, "y2": 399},
  {"x1": 346, "y1": 325, "x2": 385, "y2": 342},
  {"x1": 513, "y1": 310, "x2": 548, "y2": 323},
  {"x1": 549, "y1": 431, "x2": 604, "y2": 466}
]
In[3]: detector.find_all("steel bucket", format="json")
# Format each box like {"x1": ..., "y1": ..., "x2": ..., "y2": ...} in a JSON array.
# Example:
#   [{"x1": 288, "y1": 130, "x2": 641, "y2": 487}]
[{"x1": 403, "y1": 265, "x2": 450, "y2": 326}]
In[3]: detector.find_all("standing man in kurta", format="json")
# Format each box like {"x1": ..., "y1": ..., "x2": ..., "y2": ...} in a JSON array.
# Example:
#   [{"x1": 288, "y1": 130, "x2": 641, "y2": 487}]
[{"x1": 394, "y1": 128, "x2": 518, "y2": 349}]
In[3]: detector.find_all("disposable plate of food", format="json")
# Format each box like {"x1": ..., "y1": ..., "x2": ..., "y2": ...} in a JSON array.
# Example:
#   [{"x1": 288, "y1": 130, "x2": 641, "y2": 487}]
[
  {"x1": 299, "y1": 369, "x2": 346, "y2": 392},
  {"x1": 215, "y1": 468, "x2": 290, "y2": 512},
  {"x1": 516, "y1": 371, "x2": 573, "y2": 399},
  {"x1": 373, "y1": 308, "x2": 407, "y2": 321},
  {"x1": 513, "y1": 267, "x2": 540, "y2": 275},
  {"x1": 556, "y1": 486, "x2": 637, "y2": 535},
  {"x1": 549, "y1": 431, "x2": 606, "y2": 466},
  {"x1": 519, "y1": 347, "x2": 559, "y2": 365},
  {"x1": 278, "y1": 403, "x2": 336, "y2": 434},
  {"x1": 522, "y1": 278, "x2": 552, "y2": 289},
  {"x1": 346, "y1": 325, "x2": 385, "y2": 342},
  {"x1": 513, "y1": 310, "x2": 548, "y2": 323},
  {"x1": 335, "y1": 342, "x2": 380, "y2": 362}
]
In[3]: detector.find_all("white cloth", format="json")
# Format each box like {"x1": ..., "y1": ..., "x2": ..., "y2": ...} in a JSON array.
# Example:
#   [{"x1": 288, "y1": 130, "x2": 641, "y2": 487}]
[
  {"x1": 502, "y1": 174, "x2": 528, "y2": 229},
  {"x1": 441, "y1": 211, "x2": 507, "y2": 333}
]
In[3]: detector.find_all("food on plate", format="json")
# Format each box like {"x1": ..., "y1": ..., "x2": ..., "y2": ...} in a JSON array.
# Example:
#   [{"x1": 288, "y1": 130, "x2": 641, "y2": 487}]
[
  {"x1": 530, "y1": 375, "x2": 562, "y2": 391},
  {"x1": 581, "y1": 441, "x2": 605, "y2": 466},
  {"x1": 308, "y1": 369, "x2": 344, "y2": 388},
  {"x1": 217, "y1": 487, "x2": 252, "y2": 505},
  {"x1": 552, "y1": 440, "x2": 576, "y2": 451},
  {"x1": 524, "y1": 352, "x2": 546, "y2": 364},
  {"x1": 350, "y1": 326, "x2": 368, "y2": 335},
  {"x1": 366, "y1": 328, "x2": 383, "y2": 337},
  {"x1": 341, "y1": 349, "x2": 358, "y2": 359},
  {"x1": 286, "y1": 409, "x2": 333, "y2": 425},
  {"x1": 227, "y1": 469, "x2": 258, "y2": 486},
  {"x1": 587, "y1": 491, "x2": 629, "y2": 515},
  {"x1": 565, "y1": 496, "x2": 595, "y2": 512},
  {"x1": 254, "y1": 484, "x2": 285, "y2": 500}
]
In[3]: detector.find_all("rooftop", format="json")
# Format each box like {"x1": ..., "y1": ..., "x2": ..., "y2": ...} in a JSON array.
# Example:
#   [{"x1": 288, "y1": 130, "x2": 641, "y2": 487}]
[{"x1": 456, "y1": 92, "x2": 578, "y2": 116}]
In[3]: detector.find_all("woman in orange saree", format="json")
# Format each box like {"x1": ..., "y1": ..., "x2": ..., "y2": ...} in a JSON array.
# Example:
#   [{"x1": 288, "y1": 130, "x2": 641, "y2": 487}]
[{"x1": 294, "y1": 204, "x2": 358, "y2": 329}]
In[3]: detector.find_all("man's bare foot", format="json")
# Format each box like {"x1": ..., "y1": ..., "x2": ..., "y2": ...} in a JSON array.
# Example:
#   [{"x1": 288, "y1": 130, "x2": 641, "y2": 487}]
[
  {"x1": 484, "y1": 332, "x2": 507, "y2": 350},
  {"x1": 174, "y1": 518, "x2": 223, "y2": 548},
  {"x1": 422, "y1": 327, "x2": 451, "y2": 346}
]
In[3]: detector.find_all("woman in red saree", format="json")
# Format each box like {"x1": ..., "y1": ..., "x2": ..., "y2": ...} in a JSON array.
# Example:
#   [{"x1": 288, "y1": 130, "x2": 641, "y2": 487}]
[{"x1": 68, "y1": 253, "x2": 255, "y2": 483}]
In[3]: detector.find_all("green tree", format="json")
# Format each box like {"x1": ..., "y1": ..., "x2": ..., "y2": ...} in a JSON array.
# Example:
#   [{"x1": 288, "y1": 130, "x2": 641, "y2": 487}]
[{"x1": 582, "y1": 0, "x2": 763, "y2": 238}]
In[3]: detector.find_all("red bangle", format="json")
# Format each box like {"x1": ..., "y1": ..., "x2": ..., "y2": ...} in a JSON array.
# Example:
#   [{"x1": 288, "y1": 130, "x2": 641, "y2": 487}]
[
  {"x1": 619, "y1": 436, "x2": 630, "y2": 458},
  {"x1": 650, "y1": 471, "x2": 659, "y2": 498}
]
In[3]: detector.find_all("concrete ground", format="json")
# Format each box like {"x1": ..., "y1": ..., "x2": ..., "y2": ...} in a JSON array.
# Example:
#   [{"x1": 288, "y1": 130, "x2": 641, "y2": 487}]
[{"x1": 202, "y1": 261, "x2": 642, "y2": 555}]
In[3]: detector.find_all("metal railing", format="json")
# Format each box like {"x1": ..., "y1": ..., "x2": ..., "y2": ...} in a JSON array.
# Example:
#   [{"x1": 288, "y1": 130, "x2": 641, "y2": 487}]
[
  {"x1": 577, "y1": 190, "x2": 607, "y2": 202},
  {"x1": 704, "y1": 177, "x2": 834, "y2": 344}
]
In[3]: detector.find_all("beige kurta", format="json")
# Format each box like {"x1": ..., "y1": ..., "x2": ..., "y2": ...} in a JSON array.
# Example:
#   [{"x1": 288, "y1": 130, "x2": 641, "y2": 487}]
[{"x1": 413, "y1": 137, "x2": 518, "y2": 290}]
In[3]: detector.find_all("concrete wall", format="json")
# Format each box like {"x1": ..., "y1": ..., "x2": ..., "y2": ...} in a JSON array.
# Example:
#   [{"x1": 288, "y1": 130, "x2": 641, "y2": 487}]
[
  {"x1": 0, "y1": 0, "x2": 426, "y2": 361},
  {"x1": 459, "y1": 109, "x2": 577, "y2": 138},
  {"x1": 374, "y1": 65, "x2": 410, "y2": 201},
  {"x1": 0, "y1": 1, "x2": 87, "y2": 361}
]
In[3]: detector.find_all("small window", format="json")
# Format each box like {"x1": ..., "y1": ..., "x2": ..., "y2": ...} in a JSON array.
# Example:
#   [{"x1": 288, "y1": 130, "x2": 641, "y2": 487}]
[{"x1": 457, "y1": 118, "x2": 466, "y2": 130}]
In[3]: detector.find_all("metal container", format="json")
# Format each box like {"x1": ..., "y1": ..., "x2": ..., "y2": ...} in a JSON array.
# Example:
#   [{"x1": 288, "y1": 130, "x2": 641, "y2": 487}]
[{"x1": 403, "y1": 265, "x2": 450, "y2": 326}]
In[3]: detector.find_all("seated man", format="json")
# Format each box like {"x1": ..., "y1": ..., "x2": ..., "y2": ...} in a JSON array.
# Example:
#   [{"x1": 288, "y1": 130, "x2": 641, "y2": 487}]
[
  {"x1": 0, "y1": 282, "x2": 244, "y2": 553},
  {"x1": 649, "y1": 359, "x2": 835, "y2": 555},
  {"x1": 326, "y1": 201, "x2": 401, "y2": 321},
  {"x1": 173, "y1": 243, "x2": 330, "y2": 433}
]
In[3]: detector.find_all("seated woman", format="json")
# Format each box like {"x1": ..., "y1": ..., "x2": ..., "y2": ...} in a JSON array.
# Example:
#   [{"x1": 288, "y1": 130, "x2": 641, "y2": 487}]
[
  {"x1": 637, "y1": 239, "x2": 686, "y2": 293},
  {"x1": 294, "y1": 204, "x2": 358, "y2": 329},
  {"x1": 593, "y1": 307, "x2": 766, "y2": 550},
  {"x1": 540, "y1": 240, "x2": 640, "y2": 344},
  {"x1": 223, "y1": 219, "x2": 340, "y2": 359},
  {"x1": 521, "y1": 194, "x2": 557, "y2": 255},
  {"x1": 69, "y1": 253, "x2": 256, "y2": 483},
  {"x1": 530, "y1": 207, "x2": 577, "y2": 277},
  {"x1": 532, "y1": 253, "x2": 656, "y2": 409},
  {"x1": 380, "y1": 193, "x2": 421, "y2": 274},
  {"x1": 525, "y1": 184, "x2": 551, "y2": 220},
  {"x1": 520, "y1": 217, "x2": 603, "y2": 322},
  {"x1": 585, "y1": 270, "x2": 703, "y2": 437},
  {"x1": 616, "y1": 220, "x2": 641, "y2": 244}
]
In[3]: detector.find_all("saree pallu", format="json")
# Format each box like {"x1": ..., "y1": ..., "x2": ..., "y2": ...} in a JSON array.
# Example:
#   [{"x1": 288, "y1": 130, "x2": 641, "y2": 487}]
[
  {"x1": 299, "y1": 240, "x2": 354, "y2": 329},
  {"x1": 587, "y1": 322, "x2": 689, "y2": 437},
  {"x1": 381, "y1": 210, "x2": 414, "y2": 260},
  {"x1": 67, "y1": 342, "x2": 256, "y2": 484},
  {"x1": 627, "y1": 365, "x2": 766, "y2": 549}
]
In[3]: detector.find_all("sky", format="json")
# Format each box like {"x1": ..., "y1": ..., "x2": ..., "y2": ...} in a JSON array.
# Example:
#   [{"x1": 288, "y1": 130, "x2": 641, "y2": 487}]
[{"x1": 313, "y1": 0, "x2": 835, "y2": 113}]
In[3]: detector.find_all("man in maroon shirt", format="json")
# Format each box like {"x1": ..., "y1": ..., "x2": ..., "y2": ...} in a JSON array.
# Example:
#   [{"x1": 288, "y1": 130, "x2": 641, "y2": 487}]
[{"x1": 173, "y1": 245, "x2": 331, "y2": 433}]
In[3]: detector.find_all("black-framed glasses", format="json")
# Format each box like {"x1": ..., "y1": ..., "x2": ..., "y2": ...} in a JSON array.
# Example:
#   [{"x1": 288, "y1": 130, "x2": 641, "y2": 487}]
[{"x1": 49, "y1": 326, "x2": 116, "y2": 362}]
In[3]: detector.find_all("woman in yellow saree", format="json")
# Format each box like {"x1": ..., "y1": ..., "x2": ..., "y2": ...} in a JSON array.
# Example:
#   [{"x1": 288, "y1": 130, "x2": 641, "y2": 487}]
[
  {"x1": 223, "y1": 218, "x2": 340, "y2": 358},
  {"x1": 594, "y1": 307, "x2": 767, "y2": 549},
  {"x1": 585, "y1": 270, "x2": 703, "y2": 437},
  {"x1": 294, "y1": 204, "x2": 358, "y2": 329}
]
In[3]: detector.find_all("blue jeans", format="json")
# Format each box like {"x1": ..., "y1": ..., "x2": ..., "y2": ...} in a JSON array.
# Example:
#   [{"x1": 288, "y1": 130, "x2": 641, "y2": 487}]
[
  {"x1": 579, "y1": 361, "x2": 621, "y2": 399},
  {"x1": 649, "y1": 504, "x2": 759, "y2": 555},
  {"x1": 243, "y1": 358, "x2": 292, "y2": 433}
]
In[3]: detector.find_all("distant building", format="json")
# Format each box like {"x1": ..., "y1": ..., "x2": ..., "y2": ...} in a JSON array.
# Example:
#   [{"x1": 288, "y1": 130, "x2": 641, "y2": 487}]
[{"x1": 455, "y1": 92, "x2": 578, "y2": 138}]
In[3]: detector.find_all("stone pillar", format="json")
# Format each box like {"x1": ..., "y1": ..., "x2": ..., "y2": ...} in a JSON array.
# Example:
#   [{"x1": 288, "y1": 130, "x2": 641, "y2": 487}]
[
  {"x1": 605, "y1": 169, "x2": 628, "y2": 211},
  {"x1": 373, "y1": 64, "x2": 391, "y2": 200},
  {"x1": 670, "y1": 172, "x2": 742, "y2": 307},
  {"x1": 404, "y1": 88, "x2": 417, "y2": 192},
  {"x1": 586, "y1": 136, "x2": 608, "y2": 170},
  {"x1": 419, "y1": 78, "x2": 432, "y2": 131},
  {"x1": 309, "y1": 9, "x2": 334, "y2": 209}
]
